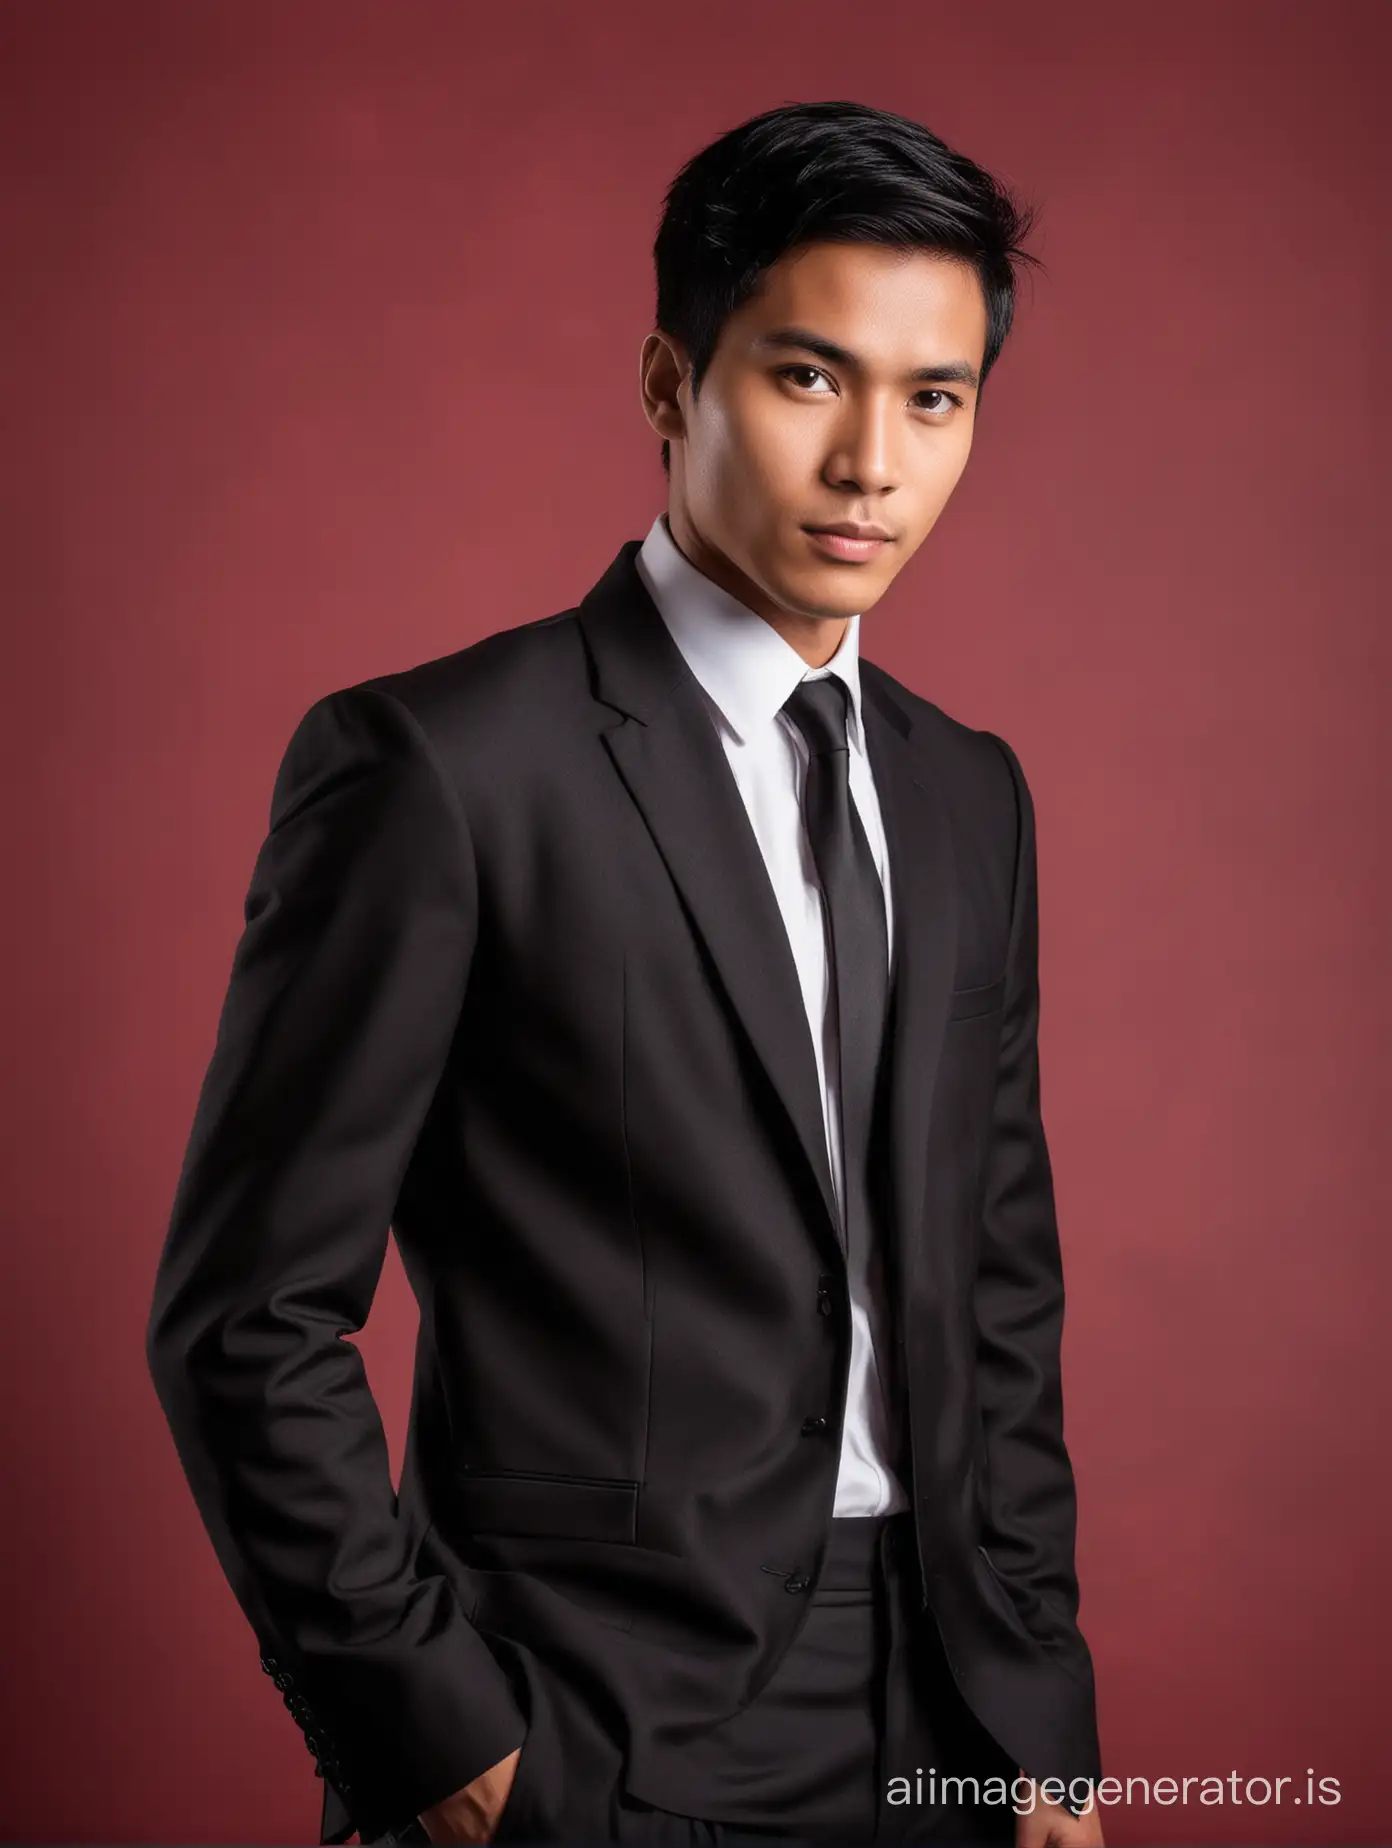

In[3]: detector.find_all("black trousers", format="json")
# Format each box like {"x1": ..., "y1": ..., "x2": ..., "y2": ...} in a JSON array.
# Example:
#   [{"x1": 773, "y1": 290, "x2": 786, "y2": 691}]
[{"x1": 374, "y1": 1515, "x2": 1018, "y2": 1847}]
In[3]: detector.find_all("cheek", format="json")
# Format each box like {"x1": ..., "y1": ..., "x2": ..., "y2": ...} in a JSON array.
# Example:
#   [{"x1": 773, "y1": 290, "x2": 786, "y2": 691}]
[
  {"x1": 945, "y1": 422, "x2": 976, "y2": 483},
  {"x1": 724, "y1": 382, "x2": 812, "y2": 473},
  {"x1": 692, "y1": 403, "x2": 804, "y2": 532},
  {"x1": 743, "y1": 423, "x2": 831, "y2": 542},
  {"x1": 919, "y1": 430, "x2": 975, "y2": 514},
  {"x1": 686, "y1": 397, "x2": 748, "y2": 502}
]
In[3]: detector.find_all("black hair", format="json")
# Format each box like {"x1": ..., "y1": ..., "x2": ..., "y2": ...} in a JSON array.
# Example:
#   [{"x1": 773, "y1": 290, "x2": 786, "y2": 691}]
[{"x1": 652, "y1": 100, "x2": 1041, "y2": 474}]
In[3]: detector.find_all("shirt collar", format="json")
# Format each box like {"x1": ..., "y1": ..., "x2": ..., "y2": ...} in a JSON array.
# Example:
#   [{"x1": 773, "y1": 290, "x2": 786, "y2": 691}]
[{"x1": 635, "y1": 513, "x2": 866, "y2": 751}]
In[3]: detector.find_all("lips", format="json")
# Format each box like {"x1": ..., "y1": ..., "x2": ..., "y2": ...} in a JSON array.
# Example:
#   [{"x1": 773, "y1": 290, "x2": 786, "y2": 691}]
[{"x1": 802, "y1": 525, "x2": 893, "y2": 562}]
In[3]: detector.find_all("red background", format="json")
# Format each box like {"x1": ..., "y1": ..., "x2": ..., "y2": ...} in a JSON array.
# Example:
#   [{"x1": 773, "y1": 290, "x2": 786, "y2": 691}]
[{"x1": 2, "y1": 2, "x2": 1387, "y2": 1841}]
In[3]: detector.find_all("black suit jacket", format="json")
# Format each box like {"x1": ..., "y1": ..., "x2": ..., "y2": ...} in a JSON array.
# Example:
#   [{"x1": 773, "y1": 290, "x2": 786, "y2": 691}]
[{"x1": 147, "y1": 540, "x2": 1102, "y2": 1840}]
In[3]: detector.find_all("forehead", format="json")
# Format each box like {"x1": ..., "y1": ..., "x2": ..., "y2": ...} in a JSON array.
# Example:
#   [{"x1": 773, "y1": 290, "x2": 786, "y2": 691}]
[{"x1": 729, "y1": 241, "x2": 987, "y2": 363}]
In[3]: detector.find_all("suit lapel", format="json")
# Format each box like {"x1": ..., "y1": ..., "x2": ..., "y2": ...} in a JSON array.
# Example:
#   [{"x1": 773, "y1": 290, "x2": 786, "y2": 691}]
[
  {"x1": 577, "y1": 543, "x2": 842, "y2": 1253},
  {"x1": 575, "y1": 545, "x2": 961, "y2": 1270},
  {"x1": 861, "y1": 670, "x2": 959, "y2": 1278}
]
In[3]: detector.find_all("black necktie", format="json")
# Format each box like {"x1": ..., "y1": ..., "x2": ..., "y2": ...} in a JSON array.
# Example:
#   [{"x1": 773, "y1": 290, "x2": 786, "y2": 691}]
[{"x1": 781, "y1": 676, "x2": 889, "y2": 1252}]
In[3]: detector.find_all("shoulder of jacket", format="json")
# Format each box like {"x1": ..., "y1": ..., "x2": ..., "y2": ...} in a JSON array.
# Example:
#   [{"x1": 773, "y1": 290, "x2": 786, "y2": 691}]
[
  {"x1": 860, "y1": 655, "x2": 1024, "y2": 803},
  {"x1": 293, "y1": 607, "x2": 588, "y2": 758}
]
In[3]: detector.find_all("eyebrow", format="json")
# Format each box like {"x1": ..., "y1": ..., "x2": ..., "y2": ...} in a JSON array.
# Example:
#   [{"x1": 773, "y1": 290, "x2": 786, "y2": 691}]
[{"x1": 752, "y1": 325, "x2": 980, "y2": 390}]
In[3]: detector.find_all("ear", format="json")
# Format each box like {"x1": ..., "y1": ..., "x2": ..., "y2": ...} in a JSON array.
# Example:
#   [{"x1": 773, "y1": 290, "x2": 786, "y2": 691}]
[{"x1": 639, "y1": 330, "x2": 689, "y2": 445}]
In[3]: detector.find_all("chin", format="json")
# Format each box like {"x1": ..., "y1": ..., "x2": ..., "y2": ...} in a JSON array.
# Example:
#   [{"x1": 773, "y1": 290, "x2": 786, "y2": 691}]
[{"x1": 775, "y1": 566, "x2": 876, "y2": 621}]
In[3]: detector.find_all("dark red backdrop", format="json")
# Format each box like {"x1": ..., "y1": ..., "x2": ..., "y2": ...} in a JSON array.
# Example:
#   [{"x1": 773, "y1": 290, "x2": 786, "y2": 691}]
[{"x1": 2, "y1": 2, "x2": 1387, "y2": 1842}]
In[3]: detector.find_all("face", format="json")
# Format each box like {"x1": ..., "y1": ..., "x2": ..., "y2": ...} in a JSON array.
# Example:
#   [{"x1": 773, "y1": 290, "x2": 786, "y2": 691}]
[{"x1": 641, "y1": 240, "x2": 988, "y2": 653}]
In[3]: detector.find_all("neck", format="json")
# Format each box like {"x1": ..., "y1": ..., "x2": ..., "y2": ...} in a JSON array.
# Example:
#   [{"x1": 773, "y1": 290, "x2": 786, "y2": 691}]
[{"x1": 664, "y1": 506, "x2": 851, "y2": 669}]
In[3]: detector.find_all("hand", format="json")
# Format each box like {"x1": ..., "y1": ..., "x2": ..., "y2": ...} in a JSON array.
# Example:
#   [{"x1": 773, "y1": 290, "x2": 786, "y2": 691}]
[
  {"x1": 417, "y1": 1746, "x2": 522, "y2": 1845},
  {"x1": 1014, "y1": 1775, "x2": 1105, "y2": 1848}
]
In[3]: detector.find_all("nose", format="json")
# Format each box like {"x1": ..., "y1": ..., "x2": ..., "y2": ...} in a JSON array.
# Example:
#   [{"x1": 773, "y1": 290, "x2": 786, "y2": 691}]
[{"x1": 822, "y1": 391, "x2": 900, "y2": 497}]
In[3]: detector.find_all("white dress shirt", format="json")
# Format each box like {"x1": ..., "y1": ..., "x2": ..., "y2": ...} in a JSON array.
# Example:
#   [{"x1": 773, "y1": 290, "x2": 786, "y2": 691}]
[{"x1": 635, "y1": 513, "x2": 908, "y2": 1518}]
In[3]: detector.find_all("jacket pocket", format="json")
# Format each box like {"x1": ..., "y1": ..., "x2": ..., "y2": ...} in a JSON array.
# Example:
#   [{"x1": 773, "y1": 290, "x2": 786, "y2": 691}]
[
  {"x1": 948, "y1": 975, "x2": 1006, "y2": 1020},
  {"x1": 489, "y1": 1719, "x2": 551, "y2": 1843},
  {"x1": 449, "y1": 1468, "x2": 640, "y2": 1544},
  {"x1": 974, "y1": 1545, "x2": 1093, "y2": 1690}
]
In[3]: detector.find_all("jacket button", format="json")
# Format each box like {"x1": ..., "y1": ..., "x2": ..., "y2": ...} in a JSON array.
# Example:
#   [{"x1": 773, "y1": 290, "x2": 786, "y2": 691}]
[
  {"x1": 801, "y1": 1416, "x2": 828, "y2": 1435},
  {"x1": 784, "y1": 1573, "x2": 811, "y2": 1594}
]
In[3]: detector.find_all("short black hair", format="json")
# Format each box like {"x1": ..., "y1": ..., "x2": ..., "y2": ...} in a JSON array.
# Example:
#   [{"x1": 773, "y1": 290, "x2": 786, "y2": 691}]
[{"x1": 652, "y1": 100, "x2": 1041, "y2": 474}]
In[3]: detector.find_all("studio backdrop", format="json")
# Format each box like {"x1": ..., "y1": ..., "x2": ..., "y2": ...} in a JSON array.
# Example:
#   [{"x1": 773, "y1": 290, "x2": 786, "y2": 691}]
[{"x1": 1, "y1": 2, "x2": 1386, "y2": 1843}]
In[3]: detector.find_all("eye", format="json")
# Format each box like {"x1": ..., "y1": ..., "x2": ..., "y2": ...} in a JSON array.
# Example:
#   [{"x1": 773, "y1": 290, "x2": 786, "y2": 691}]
[
  {"x1": 778, "y1": 365, "x2": 836, "y2": 393},
  {"x1": 913, "y1": 388, "x2": 966, "y2": 417}
]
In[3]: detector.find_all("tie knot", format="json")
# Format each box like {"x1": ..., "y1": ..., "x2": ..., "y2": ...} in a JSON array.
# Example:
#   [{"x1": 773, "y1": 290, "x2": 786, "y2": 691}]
[{"x1": 782, "y1": 675, "x2": 850, "y2": 758}]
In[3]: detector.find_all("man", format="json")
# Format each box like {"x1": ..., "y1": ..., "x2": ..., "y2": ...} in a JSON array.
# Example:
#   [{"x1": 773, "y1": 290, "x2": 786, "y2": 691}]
[{"x1": 147, "y1": 100, "x2": 1104, "y2": 1848}]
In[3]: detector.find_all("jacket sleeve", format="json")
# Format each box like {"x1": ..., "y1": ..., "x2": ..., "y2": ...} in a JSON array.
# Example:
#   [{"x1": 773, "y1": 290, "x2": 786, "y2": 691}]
[
  {"x1": 971, "y1": 731, "x2": 1090, "y2": 1658},
  {"x1": 145, "y1": 683, "x2": 526, "y2": 1836}
]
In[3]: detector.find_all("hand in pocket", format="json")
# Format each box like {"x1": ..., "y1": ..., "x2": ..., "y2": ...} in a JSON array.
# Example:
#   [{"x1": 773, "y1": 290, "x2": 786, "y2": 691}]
[{"x1": 418, "y1": 1744, "x2": 523, "y2": 1844}]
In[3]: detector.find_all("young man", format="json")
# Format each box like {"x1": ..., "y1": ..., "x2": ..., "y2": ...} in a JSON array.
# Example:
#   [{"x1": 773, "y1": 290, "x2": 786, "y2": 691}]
[{"x1": 147, "y1": 101, "x2": 1104, "y2": 1848}]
